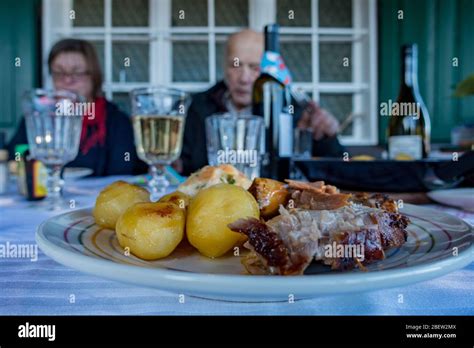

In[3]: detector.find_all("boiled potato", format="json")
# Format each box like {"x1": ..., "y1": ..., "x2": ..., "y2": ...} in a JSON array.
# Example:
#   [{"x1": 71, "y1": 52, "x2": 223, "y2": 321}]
[
  {"x1": 93, "y1": 181, "x2": 150, "y2": 229},
  {"x1": 186, "y1": 183, "x2": 259, "y2": 258},
  {"x1": 158, "y1": 191, "x2": 190, "y2": 210},
  {"x1": 116, "y1": 202, "x2": 185, "y2": 260}
]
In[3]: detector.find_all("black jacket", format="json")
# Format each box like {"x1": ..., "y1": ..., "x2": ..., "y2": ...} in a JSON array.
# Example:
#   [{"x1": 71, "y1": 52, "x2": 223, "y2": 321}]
[
  {"x1": 7, "y1": 100, "x2": 148, "y2": 176},
  {"x1": 180, "y1": 81, "x2": 345, "y2": 175}
]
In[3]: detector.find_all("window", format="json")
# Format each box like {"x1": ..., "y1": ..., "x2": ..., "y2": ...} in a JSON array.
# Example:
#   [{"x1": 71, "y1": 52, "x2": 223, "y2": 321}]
[{"x1": 42, "y1": 0, "x2": 377, "y2": 144}]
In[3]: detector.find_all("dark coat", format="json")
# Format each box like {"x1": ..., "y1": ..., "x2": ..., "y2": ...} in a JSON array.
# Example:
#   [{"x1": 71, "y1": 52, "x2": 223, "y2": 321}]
[
  {"x1": 180, "y1": 81, "x2": 345, "y2": 175},
  {"x1": 7, "y1": 100, "x2": 148, "y2": 176}
]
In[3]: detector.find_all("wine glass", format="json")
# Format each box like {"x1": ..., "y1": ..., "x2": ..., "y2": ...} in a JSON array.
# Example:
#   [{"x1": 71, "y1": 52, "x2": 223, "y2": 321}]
[
  {"x1": 130, "y1": 87, "x2": 190, "y2": 201},
  {"x1": 22, "y1": 89, "x2": 84, "y2": 210}
]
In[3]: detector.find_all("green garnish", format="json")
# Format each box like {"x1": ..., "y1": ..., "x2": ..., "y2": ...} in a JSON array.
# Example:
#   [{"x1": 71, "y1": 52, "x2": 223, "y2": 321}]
[{"x1": 226, "y1": 175, "x2": 236, "y2": 185}]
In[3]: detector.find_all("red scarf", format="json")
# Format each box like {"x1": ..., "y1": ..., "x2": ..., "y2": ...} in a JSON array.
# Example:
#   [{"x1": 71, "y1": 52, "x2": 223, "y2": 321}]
[{"x1": 80, "y1": 97, "x2": 107, "y2": 155}]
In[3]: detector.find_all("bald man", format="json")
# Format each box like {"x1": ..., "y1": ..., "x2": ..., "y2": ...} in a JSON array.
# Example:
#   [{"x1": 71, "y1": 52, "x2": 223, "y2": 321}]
[{"x1": 179, "y1": 29, "x2": 344, "y2": 175}]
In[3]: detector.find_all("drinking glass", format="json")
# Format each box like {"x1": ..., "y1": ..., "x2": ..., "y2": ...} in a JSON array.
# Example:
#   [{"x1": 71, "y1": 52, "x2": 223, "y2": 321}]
[
  {"x1": 130, "y1": 87, "x2": 190, "y2": 201},
  {"x1": 293, "y1": 128, "x2": 313, "y2": 158},
  {"x1": 22, "y1": 89, "x2": 84, "y2": 210},
  {"x1": 205, "y1": 113, "x2": 264, "y2": 180}
]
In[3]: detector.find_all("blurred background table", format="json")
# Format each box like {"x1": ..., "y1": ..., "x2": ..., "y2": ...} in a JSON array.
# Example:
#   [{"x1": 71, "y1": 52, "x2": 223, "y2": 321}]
[{"x1": 0, "y1": 175, "x2": 473, "y2": 315}]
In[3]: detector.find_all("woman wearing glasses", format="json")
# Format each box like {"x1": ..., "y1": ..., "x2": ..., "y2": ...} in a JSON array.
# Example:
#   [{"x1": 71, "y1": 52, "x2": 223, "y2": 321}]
[{"x1": 7, "y1": 39, "x2": 146, "y2": 176}]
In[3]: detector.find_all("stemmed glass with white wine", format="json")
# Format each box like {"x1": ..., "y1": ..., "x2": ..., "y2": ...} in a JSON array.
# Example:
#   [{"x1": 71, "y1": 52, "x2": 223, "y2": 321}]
[
  {"x1": 22, "y1": 89, "x2": 84, "y2": 210},
  {"x1": 130, "y1": 87, "x2": 190, "y2": 201}
]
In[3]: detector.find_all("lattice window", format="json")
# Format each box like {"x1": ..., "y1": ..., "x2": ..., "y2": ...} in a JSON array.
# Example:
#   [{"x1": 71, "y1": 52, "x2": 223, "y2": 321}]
[{"x1": 42, "y1": 0, "x2": 377, "y2": 144}]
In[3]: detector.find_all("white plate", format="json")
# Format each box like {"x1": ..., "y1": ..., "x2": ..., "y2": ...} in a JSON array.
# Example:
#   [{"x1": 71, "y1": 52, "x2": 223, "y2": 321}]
[
  {"x1": 63, "y1": 167, "x2": 93, "y2": 180},
  {"x1": 36, "y1": 204, "x2": 474, "y2": 301},
  {"x1": 427, "y1": 188, "x2": 474, "y2": 212}
]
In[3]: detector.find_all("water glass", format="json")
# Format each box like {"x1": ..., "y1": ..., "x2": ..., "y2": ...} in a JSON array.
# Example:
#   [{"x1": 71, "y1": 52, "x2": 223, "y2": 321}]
[
  {"x1": 293, "y1": 128, "x2": 313, "y2": 158},
  {"x1": 23, "y1": 89, "x2": 84, "y2": 210},
  {"x1": 205, "y1": 113, "x2": 263, "y2": 179}
]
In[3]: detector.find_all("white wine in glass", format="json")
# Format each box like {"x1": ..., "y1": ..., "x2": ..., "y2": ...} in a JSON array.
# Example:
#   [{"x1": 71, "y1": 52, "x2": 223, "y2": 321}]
[
  {"x1": 133, "y1": 115, "x2": 185, "y2": 164},
  {"x1": 130, "y1": 87, "x2": 190, "y2": 201}
]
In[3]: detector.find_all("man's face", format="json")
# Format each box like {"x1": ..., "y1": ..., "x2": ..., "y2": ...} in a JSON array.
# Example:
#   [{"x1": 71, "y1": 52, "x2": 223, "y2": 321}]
[{"x1": 224, "y1": 35, "x2": 263, "y2": 109}]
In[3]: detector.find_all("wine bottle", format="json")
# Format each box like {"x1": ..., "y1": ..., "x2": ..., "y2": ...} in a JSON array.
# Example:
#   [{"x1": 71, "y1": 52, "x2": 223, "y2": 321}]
[
  {"x1": 252, "y1": 24, "x2": 291, "y2": 179},
  {"x1": 387, "y1": 44, "x2": 431, "y2": 160}
]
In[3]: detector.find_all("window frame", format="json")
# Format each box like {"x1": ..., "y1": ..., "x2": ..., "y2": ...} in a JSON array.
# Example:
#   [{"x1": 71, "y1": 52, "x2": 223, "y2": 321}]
[{"x1": 42, "y1": 0, "x2": 377, "y2": 145}]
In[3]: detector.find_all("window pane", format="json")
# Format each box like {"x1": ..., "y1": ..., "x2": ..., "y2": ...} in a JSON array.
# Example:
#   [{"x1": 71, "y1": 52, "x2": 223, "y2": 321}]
[
  {"x1": 112, "y1": 92, "x2": 131, "y2": 115},
  {"x1": 172, "y1": 40, "x2": 209, "y2": 82},
  {"x1": 112, "y1": 41, "x2": 149, "y2": 82},
  {"x1": 172, "y1": 0, "x2": 207, "y2": 27},
  {"x1": 73, "y1": 0, "x2": 104, "y2": 27},
  {"x1": 277, "y1": 0, "x2": 311, "y2": 27},
  {"x1": 112, "y1": 0, "x2": 149, "y2": 27},
  {"x1": 319, "y1": 42, "x2": 352, "y2": 82},
  {"x1": 281, "y1": 36, "x2": 312, "y2": 82},
  {"x1": 319, "y1": 94, "x2": 353, "y2": 135},
  {"x1": 90, "y1": 41, "x2": 105, "y2": 76},
  {"x1": 215, "y1": 0, "x2": 248, "y2": 27},
  {"x1": 319, "y1": 0, "x2": 352, "y2": 27}
]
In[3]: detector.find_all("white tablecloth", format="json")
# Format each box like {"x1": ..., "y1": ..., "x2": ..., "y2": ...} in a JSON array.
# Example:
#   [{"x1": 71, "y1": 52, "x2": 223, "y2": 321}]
[{"x1": 0, "y1": 176, "x2": 473, "y2": 315}]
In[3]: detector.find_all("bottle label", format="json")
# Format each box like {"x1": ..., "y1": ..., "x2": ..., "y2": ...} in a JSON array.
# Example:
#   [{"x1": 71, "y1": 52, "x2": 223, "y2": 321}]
[
  {"x1": 279, "y1": 112, "x2": 293, "y2": 157},
  {"x1": 260, "y1": 51, "x2": 292, "y2": 86},
  {"x1": 388, "y1": 135, "x2": 422, "y2": 160}
]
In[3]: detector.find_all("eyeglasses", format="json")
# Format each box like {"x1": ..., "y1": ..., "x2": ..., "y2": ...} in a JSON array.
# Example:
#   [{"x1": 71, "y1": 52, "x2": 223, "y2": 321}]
[{"x1": 51, "y1": 70, "x2": 90, "y2": 81}]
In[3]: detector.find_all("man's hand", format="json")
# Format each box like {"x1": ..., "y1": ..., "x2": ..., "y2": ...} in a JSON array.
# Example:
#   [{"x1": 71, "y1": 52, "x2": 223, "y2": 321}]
[{"x1": 297, "y1": 101, "x2": 340, "y2": 140}]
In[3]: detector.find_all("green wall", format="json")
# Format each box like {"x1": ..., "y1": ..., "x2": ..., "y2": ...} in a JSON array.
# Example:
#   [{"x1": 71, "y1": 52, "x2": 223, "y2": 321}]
[
  {"x1": 0, "y1": 0, "x2": 40, "y2": 136},
  {"x1": 378, "y1": 0, "x2": 474, "y2": 144}
]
